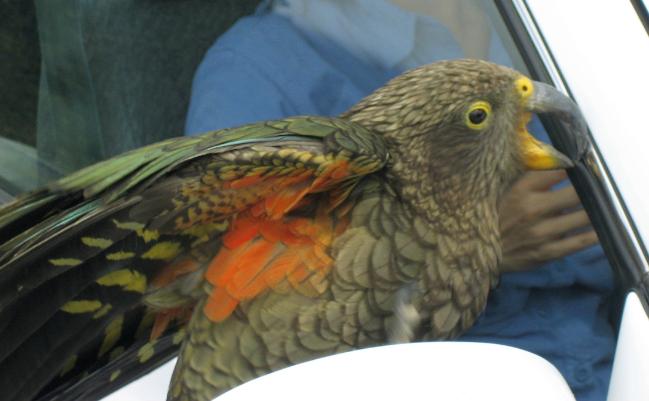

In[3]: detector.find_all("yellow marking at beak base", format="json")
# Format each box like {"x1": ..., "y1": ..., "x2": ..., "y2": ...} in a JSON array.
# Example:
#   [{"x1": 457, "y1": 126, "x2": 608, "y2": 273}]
[{"x1": 518, "y1": 113, "x2": 573, "y2": 170}]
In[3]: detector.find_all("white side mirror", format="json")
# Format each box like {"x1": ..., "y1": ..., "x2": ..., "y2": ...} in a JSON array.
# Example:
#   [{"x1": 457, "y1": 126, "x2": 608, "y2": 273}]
[{"x1": 218, "y1": 342, "x2": 575, "y2": 401}]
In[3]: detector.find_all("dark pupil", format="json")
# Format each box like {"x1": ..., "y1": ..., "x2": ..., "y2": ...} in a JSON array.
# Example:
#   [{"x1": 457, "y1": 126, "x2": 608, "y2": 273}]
[{"x1": 469, "y1": 108, "x2": 487, "y2": 124}]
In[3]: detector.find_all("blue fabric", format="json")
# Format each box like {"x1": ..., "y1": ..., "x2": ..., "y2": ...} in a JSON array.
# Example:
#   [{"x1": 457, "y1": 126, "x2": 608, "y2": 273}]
[{"x1": 185, "y1": 9, "x2": 615, "y2": 401}]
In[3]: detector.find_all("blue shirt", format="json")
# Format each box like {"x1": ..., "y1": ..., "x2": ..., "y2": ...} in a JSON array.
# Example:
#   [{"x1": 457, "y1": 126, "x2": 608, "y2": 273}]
[{"x1": 185, "y1": 8, "x2": 615, "y2": 401}]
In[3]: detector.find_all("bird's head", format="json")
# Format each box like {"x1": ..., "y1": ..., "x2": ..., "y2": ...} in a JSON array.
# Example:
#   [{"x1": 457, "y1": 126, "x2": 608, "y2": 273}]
[{"x1": 342, "y1": 59, "x2": 585, "y2": 220}]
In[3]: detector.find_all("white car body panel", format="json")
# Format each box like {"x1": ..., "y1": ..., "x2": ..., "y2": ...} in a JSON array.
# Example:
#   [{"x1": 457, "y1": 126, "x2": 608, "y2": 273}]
[
  {"x1": 607, "y1": 292, "x2": 649, "y2": 401},
  {"x1": 215, "y1": 342, "x2": 575, "y2": 401}
]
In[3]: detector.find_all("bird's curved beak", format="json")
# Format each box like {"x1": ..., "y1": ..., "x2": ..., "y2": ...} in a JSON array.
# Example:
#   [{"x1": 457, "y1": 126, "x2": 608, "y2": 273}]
[{"x1": 519, "y1": 81, "x2": 589, "y2": 170}]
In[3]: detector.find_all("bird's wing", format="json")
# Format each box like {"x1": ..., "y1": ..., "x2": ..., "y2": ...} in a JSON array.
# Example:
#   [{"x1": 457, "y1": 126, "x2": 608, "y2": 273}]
[{"x1": 0, "y1": 116, "x2": 388, "y2": 401}]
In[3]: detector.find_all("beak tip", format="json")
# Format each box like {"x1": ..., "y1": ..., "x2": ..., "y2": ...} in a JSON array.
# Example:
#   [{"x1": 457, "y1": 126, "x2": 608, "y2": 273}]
[{"x1": 559, "y1": 153, "x2": 575, "y2": 169}]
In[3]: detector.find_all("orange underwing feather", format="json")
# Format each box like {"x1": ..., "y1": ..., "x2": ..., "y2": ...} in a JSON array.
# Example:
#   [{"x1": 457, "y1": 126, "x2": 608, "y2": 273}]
[
  {"x1": 227, "y1": 173, "x2": 264, "y2": 190},
  {"x1": 152, "y1": 259, "x2": 200, "y2": 289},
  {"x1": 311, "y1": 160, "x2": 351, "y2": 191},
  {"x1": 261, "y1": 251, "x2": 303, "y2": 285},
  {"x1": 151, "y1": 313, "x2": 173, "y2": 341},
  {"x1": 205, "y1": 246, "x2": 242, "y2": 286},
  {"x1": 228, "y1": 240, "x2": 278, "y2": 292},
  {"x1": 150, "y1": 307, "x2": 191, "y2": 340},
  {"x1": 203, "y1": 207, "x2": 345, "y2": 322},
  {"x1": 205, "y1": 287, "x2": 239, "y2": 322},
  {"x1": 264, "y1": 181, "x2": 312, "y2": 220},
  {"x1": 222, "y1": 217, "x2": 260, "y2": 249},
  {"x1": 150, "y1": 260, "x2": 201, "y2": 339},
  {"x1": 197, "y1": 152, "x2": 365, "y2": 322}
]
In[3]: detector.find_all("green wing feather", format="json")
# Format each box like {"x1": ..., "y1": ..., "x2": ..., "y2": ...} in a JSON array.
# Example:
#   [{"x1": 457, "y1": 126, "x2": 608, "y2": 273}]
[{"x1": 0, "y1": 116, "x2": 388, "y2": 401}]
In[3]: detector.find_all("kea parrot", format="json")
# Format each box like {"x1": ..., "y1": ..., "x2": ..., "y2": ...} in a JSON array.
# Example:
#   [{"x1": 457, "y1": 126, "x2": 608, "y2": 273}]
[{"x1": 0, "y1": 59, "x2": 588, "y2": 401}]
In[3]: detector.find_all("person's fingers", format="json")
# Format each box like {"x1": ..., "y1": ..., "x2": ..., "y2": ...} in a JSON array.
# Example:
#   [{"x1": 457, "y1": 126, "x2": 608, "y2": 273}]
[
  {"x1": 502, "y1": 210, "x2": 592, "y2": 252},
  {"x1": 537, "y1": 229, "x2": 599, "y2": 260},
  {"x1": 530, "y1": 210, "x2": 592, "y2": 240},
  {"x1": 501, "y1": 229, "x2": 599, "y2": 273},
  {"x1": 535, "y1": 185, "x2": 582, "y2": 215},
  {"x1": 501, "y1": 184, "x2": 579, "y2": 228},
  {"x1": 519, "y1": 170, "x2": 567, "y2": 191}
]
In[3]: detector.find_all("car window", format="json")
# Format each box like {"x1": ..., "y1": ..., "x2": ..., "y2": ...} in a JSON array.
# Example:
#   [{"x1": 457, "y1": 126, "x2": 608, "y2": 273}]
[
  {"x1": 0, "y1": 0, "x2": 259, "y2": 198},
  {"x1": 0, "y1": 0, "x2": 543, "y2": 199},
  {"x1": 0, "y1": 0, "x2": 40, "y2": 196}
]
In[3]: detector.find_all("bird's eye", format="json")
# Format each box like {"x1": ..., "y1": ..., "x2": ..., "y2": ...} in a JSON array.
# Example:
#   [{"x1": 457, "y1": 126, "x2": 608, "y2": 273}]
[
  {"x1": 469, "y1": 109, "x2": 487, "y2": 124},
  {"x1": 465, "y1": 101, "x2": 492, "y2": 130}
]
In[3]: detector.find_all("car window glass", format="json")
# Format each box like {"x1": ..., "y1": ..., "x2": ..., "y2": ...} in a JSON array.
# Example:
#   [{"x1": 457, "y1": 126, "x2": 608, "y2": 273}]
[{"x1": 0, "y1": 0, "x2": 540, "y2": 198}]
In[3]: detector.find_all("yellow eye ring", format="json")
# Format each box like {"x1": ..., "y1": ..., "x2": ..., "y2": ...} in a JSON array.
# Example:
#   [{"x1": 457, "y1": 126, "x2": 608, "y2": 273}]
[
  {"x1": 515, "y1": 76, "x2": 534, "y2": 100},
  {"x1": 465, "y1": 101, "x2": 492, "y2": 130}
]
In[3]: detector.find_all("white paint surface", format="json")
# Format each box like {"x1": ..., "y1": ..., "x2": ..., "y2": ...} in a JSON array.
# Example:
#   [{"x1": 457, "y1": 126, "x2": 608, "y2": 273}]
[
  {"x1": 526, "y1": 0, "x2": 649, "y2": 260},
  {"x1": 607, "y1": 292, "x2": 649, "y2": 401},
  {"x1": 217, "y1": 342, "x2": 575, "y2": 401}
]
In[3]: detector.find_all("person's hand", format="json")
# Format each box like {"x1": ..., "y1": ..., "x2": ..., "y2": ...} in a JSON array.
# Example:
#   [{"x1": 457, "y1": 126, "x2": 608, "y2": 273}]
[{"x1": 499, "y1": 170, "x2": 598, "y2": 273}]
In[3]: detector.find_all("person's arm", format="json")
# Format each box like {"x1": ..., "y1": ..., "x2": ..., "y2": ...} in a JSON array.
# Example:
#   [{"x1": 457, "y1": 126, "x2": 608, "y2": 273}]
[{"x1": 185, "y1": 49, "x2": 298, "y2": 135}]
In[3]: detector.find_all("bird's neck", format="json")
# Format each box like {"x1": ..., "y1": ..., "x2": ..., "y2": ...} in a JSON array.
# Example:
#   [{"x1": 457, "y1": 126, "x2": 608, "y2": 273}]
[
  {"x1": 384, "y1": 134, "x2": 503, "y2": 221},
  {"x1": 389, "y1": 164, "x2": 502, "y2": 254},
  {"x1": 382, "y1": 137, "x2": 505, "y2": 281}
]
